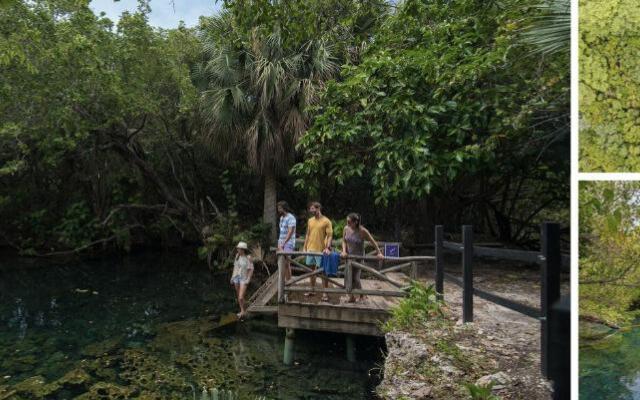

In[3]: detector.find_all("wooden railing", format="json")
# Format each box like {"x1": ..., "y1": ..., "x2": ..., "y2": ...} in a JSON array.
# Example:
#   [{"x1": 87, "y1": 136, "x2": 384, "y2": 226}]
[{"x1": 275, "y1": 251, "x2": 434, "y2": 303}]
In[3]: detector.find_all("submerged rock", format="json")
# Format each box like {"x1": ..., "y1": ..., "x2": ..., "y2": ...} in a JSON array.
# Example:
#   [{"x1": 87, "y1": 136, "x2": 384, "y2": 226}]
[
  {"x1": 81, "y1": 337, "x2": 123, "y2": 357},
  {"x1": 150, "y1": 318, "x2": 214, "y2": 352},
  {"x1": 2, "y1": 354, "x2": 37, "y2": 373},
  {"x1": 13, "y1": 375, "x2": 60, "y2": 398},
  {"x1": 74, "y1": 382, "x2": 135, "y2": 399},
  {"x1": 119, "y1": 349, "x2": 188, "y2": 393},
  {"x1": 57, "y1": 368, "x2": 92, "y2": 388}
]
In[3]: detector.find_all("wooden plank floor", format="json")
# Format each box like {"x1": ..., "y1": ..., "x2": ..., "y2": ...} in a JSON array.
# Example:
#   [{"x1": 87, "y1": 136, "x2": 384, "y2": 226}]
[
  {"x1": 278, "y1": 272, "x2": 411, "y2": 336},
  {"x1": 284, "y1": 272, "x2": 410, "y2": 310}
]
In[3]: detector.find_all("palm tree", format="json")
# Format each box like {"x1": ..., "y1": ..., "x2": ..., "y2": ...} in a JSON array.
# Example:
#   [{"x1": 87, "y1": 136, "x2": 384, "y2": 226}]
[{"x1": 197, "y1": 13, "x2": 337, "y2": 239}]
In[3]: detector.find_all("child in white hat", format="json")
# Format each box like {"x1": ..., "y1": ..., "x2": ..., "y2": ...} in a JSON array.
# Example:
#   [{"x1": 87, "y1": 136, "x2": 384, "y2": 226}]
[{"x1": 230, "y1": 241, "x2": 254, "y2": 318}]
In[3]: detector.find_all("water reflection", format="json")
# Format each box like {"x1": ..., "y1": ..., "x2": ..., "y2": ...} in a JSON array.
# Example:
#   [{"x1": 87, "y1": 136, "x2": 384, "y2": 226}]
[{"x1": 581, "y1": 326, "x2": 640, "y2": 399}]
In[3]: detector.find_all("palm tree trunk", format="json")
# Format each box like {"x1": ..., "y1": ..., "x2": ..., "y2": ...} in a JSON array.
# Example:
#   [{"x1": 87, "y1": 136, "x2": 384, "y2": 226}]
[{"x1": 263, "y1": 168, "x2": 277, "y2": 242}]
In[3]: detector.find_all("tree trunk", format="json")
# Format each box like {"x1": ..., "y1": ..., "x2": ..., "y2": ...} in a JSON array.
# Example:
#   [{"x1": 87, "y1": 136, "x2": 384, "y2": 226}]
[{"x1": 263, "y1": 168, "x2": 277, "y2": 242}]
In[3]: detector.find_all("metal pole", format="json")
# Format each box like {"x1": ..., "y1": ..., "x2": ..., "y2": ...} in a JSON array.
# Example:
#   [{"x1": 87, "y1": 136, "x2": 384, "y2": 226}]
[
  {"x1": 435, "y1": 225, "x2": 444, "y2": 300},
  {"x1": 541, "y1": 222, "x2": 561, "y2": 378},
  {"x1": 462, "y1": 225, "x2": 473, "y2": 323}
]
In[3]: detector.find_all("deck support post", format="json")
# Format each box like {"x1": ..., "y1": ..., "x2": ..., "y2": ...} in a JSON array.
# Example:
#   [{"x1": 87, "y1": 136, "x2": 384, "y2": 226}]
[
  {"x1": 345, "y1": 260, "x2": 353, "y2": 296},
  {"x1": 283, "y1": 328, "x2": 295, "y2": 365},
  {"x1": 278, "y1": 255, "x2": 286, "y2": 303},
  {"x1": 346, "y1": 335, "x2": 356, "y2": 362}
]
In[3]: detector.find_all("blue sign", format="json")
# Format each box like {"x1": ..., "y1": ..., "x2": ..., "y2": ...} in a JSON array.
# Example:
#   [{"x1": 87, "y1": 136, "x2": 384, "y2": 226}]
[{"x1": 384, "y1": 243, "x2": 400, "y2": 258}]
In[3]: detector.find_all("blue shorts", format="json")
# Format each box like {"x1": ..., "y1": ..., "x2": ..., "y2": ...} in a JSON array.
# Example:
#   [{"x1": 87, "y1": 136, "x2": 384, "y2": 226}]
[
  {"x1": 231, "y1": 275, "x2": 249, "y2": 285},
  {"x1": 305, "y1": 255, "x2": 322, "y2": 267}
]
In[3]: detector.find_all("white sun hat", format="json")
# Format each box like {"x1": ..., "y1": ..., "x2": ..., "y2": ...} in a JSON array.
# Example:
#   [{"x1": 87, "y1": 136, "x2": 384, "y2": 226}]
[{"x1": 236, "y1": 241, "x2": 249, "y2": 250}]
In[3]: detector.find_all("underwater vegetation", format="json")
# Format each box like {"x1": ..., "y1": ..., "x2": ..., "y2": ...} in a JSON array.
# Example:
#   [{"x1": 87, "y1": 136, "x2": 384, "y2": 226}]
[{"x1": 0, "y1": 255, "x2": 381, "y2": 399}]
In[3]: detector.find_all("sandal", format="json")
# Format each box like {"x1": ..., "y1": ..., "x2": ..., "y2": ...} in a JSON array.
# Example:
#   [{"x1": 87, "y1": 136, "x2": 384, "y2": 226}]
[{"x1": 321, "y1": 294, "x2": 329, "y2": 302}]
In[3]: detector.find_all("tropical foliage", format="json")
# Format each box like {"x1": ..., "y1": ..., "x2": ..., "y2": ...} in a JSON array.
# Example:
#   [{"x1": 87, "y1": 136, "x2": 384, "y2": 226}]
[
  {"x1": 0, "y1": 0, "x2": 569, "y2": 263},
  {"x1": 580, "y1": 181, "x2": 640, "y2": 326},
  {"x1": 293, "y1": 0, "x2": 569, "y2": 244},
  {"x1": 579, "y1": 0, "x2": 640, "y2": 171}
]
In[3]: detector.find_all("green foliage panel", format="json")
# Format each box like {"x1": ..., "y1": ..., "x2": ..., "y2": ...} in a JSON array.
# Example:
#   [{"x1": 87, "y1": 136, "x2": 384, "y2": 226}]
[{"x1": 580, "y1": 0, "x2": 640, "y2": 171}]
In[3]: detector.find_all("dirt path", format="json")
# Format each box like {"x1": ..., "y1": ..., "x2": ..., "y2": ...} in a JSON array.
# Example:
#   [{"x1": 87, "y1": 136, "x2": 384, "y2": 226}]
[{"x1": 378, "y1": 257, "x2": 569, "y2": 399}]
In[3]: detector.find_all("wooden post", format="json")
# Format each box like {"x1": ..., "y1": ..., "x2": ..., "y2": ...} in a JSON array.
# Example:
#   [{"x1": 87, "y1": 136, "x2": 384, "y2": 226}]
[
  {"x1": 345, "y1": 260, "x2": 353, "y2": 295},
  {"x1": 283, "y1": 328, "x2": 295, "y2": 365},
  {"x1": 410, "y1": 261, "x2": 417, "y2": 280},
  {"x1": 462, "y1": 225, "x2": 473, "y2": 323},
  {"x1": 346, "y1": 335, "x2": 356, "y2": 362},
  {"x1": 541, "y1": 222, "x2": 561, "y2": 378},
  {"x1": 278, "y1": 255, "x2": 286, "y2": 303},
  {"x1": 435, "y1": 225, "x2": 444, "y2": 301}
]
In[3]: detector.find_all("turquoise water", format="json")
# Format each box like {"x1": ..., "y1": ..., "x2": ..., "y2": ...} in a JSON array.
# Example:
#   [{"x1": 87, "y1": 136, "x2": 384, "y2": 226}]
[
  {"x1": 0, "y1": 252, "x2": 383, "y2": 399},
  {"x1": 580, "y1": 325, "x2": 640, "y2": 399}
]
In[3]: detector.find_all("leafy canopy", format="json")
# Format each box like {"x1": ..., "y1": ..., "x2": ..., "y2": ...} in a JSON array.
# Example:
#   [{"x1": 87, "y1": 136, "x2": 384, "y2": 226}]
[{"x1": 292, "y1": 0, "x2": 568, "y2": 205}]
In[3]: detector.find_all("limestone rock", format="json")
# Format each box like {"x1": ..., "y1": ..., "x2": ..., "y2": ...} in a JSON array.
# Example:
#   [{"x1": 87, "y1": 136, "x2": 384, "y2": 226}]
[{"x1": 476, "y1": 371, "x2": 510, "y2": 388}]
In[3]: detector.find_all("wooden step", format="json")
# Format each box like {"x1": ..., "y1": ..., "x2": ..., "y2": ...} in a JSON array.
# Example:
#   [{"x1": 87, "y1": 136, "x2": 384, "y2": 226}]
[
  {"x1": 248, "y1": 272, "x2": 279, "y2": 313},
  {"x1": 247, "y1": 305, "x2": 278, "y2": 314}
]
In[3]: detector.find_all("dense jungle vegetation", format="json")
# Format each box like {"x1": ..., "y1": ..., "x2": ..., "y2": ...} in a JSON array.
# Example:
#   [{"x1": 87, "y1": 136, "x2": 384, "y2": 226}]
[
  {"x1": 579, "y1": 0, "x2": 640, "y2": 171},
  {"x1": 0, "y1": 0, "x2": 570, "y2": 267},
  {"x1": 580, "y1": 181, "x2": 640, "y2": 328}
]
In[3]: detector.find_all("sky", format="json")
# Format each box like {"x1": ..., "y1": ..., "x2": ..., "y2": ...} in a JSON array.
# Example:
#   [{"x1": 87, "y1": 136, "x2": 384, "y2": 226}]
[{"x1": 89, "y1": 0, "x2": 222, "y2": 28}]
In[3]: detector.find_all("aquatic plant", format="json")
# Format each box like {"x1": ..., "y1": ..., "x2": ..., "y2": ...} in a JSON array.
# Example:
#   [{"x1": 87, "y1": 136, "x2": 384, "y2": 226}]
[{"x1": 196, "y1": 386, "x2": 269, "y2": 400}]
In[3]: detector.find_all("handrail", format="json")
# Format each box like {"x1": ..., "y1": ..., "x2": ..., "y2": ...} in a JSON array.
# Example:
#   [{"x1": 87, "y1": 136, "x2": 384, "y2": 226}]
[
  {"x1": 276, "y1": 250, "x2": 434, "y2": 262},
  {"x1": 442, "y1": 241, "x2": 569, "y2": 268},
  {"x1": 275, "y1": 252, "x2": 425, "y2": 302}
]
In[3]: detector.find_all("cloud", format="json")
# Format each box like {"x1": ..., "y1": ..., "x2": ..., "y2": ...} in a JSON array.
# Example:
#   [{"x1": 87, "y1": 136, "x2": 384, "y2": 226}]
[{"x1": 89, "y1": 0, "x2": 221, "y2": 28}]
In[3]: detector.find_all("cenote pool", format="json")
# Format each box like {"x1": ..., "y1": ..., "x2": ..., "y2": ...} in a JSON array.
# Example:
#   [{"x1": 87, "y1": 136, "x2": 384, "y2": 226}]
[
  {"x1": 580, "y1": 323, "x2": 640, "y2": 399},
  {"x1": 0, "y1": 252, "x2": 384, "y2": 399}
]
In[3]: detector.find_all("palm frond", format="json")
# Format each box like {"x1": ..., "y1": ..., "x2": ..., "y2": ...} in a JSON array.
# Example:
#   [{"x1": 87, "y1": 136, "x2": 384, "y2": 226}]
[
  {"x1": 520, "y1": 0, "x2": 570, "y2": 56},
  {"x1": 197, "y1": 18, "x2": 337, "y2": 175}
]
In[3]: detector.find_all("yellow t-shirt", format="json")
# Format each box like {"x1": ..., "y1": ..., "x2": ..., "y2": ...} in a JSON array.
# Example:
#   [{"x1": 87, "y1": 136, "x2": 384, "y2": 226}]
[{"x1": 305, "y1": 216, "x2": 333, "y2": 251}]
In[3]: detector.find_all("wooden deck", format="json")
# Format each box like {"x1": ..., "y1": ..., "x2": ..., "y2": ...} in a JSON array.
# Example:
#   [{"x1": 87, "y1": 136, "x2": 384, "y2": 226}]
[
  {"x1": 278, "y1": 273, "x2": 410, "y2": 336},
  {"x1": 246, "y1": 251, "x2": 434, "y2": 364},
  {"x1": 247, "y1": 249, "x2": 432, "y2": 337}
]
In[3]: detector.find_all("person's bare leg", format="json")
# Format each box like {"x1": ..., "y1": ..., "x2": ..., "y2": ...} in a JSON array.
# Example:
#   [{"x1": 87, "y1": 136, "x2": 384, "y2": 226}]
[
  {"x1": 284, "y1": 259, "x2": 291, "y2": 281},
  {"x1": 238, "y1": 283, "x2": 248, "y2": 317},
  {"x1": 354, "y1": 268, "x2": 364, "y2": 302},
  {"x1": 308, "y1": 264, "x2": 317, "y2": 296},
  {"x1": 234, "y1": 283, "x2": 241, "y2": 316},
  {"x1": 321, "y1": 276, "x2": 329, "y2": 301}
]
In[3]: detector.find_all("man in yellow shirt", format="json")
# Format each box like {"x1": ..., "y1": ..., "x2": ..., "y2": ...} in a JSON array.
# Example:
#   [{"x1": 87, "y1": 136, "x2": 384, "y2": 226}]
[{"x1": 303, "y1": 201, "x2": 333, "y2": 301}]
